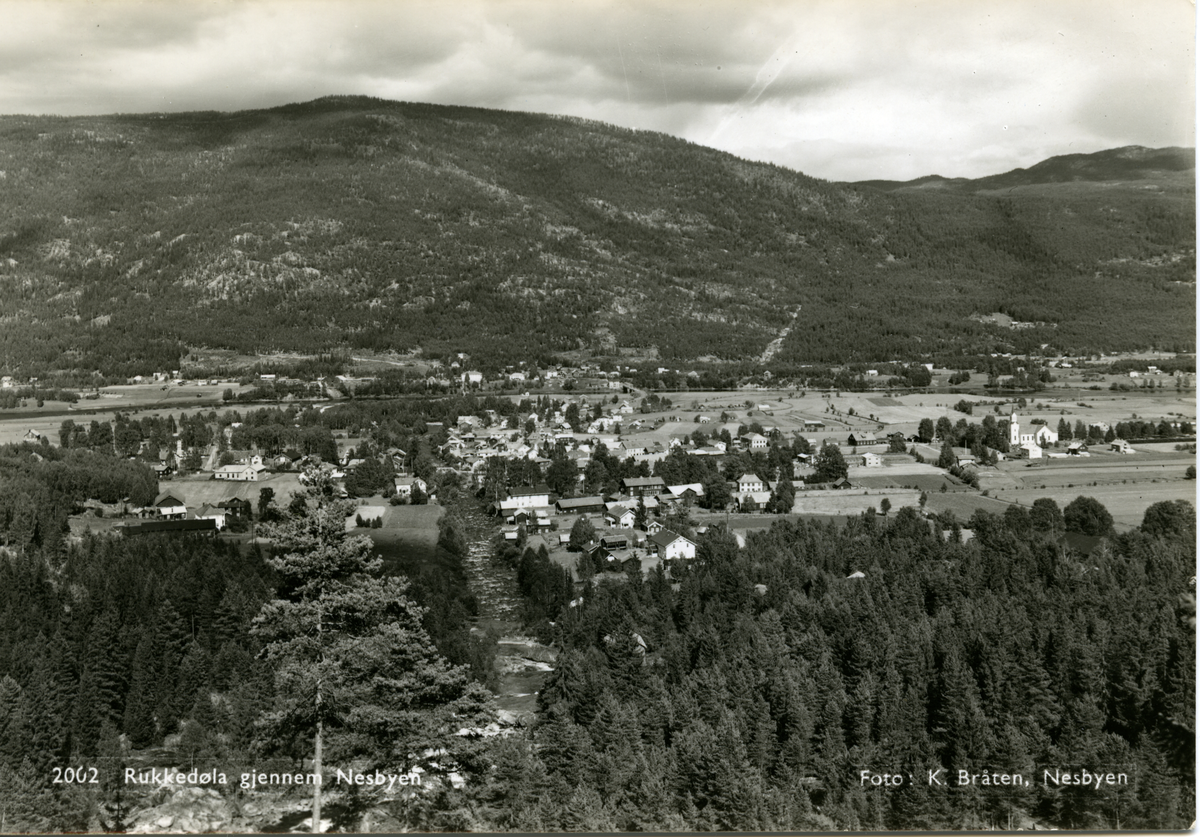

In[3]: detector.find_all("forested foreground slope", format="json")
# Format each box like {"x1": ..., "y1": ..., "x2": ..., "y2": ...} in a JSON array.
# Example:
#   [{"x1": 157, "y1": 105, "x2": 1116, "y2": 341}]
[
  {"x1": 0, "y1": 430, "x2": 1192, "y2": 831},
  {"x1": 0, "y1": 96, "x2": 1192, "y2": 375}
]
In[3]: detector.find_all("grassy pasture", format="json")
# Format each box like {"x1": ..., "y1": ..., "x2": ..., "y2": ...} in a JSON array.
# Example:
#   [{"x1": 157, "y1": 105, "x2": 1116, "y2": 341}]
[
  {"x1": 988, "y1": 482, "x2": 1194, "y2": 530},
  {"x1": 362, "y1": 503, "x2": 445, "y2": 572}
]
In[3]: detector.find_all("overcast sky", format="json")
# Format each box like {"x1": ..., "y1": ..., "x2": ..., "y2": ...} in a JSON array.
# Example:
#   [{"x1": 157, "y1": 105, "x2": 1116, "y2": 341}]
[{"x1": 0, "y1": 0, "x2": 1193, "y2": 181}]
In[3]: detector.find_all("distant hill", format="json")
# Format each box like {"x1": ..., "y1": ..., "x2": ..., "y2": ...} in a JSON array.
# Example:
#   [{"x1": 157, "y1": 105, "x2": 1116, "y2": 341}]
[
  {"x1": 0, "y1": 97, "x2": 1192, "y2": 377},
  {"x1": 854, "y1": 146, "x2": 1195, "y2": 192}
]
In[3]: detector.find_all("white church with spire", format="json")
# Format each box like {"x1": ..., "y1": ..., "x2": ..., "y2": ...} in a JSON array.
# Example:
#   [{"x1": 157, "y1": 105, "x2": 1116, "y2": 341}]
[{"x1": 1009, "y1": 407, "x2": 1057, "y2": 456}]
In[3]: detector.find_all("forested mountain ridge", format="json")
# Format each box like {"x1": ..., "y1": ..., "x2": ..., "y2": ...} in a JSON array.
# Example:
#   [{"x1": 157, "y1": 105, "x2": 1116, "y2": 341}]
[
  {"x1": 854, "y1": 146, "x2": 1195, "y2": 193},
  {"x1": 0, "y1": 96, "x2": 1192, "y2": 376}
]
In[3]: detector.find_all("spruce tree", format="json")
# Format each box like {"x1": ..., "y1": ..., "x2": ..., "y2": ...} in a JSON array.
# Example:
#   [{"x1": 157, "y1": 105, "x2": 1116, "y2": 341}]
[
  {"x1": 122, "y1": 632, "x2": 162, "y2": 747},
  {"x1": 251, "y1": 476, "x2": 492, "y2": 832}
]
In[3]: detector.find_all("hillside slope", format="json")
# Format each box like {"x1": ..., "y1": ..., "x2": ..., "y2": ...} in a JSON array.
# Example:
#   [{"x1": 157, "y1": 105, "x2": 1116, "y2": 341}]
[
  {"x1": 0, "y1": 97, "x2": 1192, "y2": 376},
  {"x1": 855, "y1": 146, "x2": 1194, "y2": 193}
]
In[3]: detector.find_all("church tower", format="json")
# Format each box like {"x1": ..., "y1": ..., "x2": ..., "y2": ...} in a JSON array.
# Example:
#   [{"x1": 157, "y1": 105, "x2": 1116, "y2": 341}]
[{"x1": 1009, "y1": 407, "x2": 1020, "y2": 447}]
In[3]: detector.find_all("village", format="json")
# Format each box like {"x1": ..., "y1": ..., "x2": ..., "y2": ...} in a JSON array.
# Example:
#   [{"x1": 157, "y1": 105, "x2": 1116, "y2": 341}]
[{"x1": 6, "y1": 356, "x2": 1189, "y2": 588}]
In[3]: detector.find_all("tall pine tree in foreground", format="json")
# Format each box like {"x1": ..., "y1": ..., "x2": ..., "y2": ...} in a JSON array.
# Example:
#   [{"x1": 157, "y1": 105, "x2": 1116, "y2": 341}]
[{"x1": 251, "y1": 474, "x2": 492, "y2": 832}]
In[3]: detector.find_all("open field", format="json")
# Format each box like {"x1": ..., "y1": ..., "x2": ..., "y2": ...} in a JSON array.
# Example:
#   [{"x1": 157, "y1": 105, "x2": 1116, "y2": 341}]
[
  {"x1": 161, "y1": 472, "x2": 307, "y2": 507},
  {"x1": 853, "y1": 474, "x2": 960, "y2": 492},
  {"x1": 92, "y1": 382, "x2": 242, "y2": 409},
  {"x1": 791, "y1": 489, "x2": 922, "y2": 516},
  {"x1": 968, "y1": 449, "x2": 1197, "y2": 529},
  {"x1": 922, "y1": 492, "x2": 1018, "y2": 521},
  {"x1": 613, "y1": 387, "x2": 1195, "y2": 455},
  {"x1": 361, "y1": 502, "x2": 445, "y2": 572},
  {"x1": 986, "y1": 482, "x2": 1194, "y2": 530}
]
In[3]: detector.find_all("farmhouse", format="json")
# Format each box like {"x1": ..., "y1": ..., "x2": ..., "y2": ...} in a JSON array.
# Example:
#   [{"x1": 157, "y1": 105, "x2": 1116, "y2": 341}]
[
  {"x1": 393, "y1": 475, "x2": 428, "y2": 499},
  {"x1": 504, "y1": 485, "x2": 552, "y2": 508},
  {"x1": 1019, "y1": 441, "x2": 1043, "y2": 459},
  {"x1": 847, "y1": 431, "x2": 879, "y2": 447},
  {"x1": 1110, "y1": 439, "x2": 1134, "y2": 454},
  {"x1": 951, "y1": 447, "x2": 977, "y2": 466},
  {"x1": 860, "y1": 452, "x2": 883, "y2": 467},
  {"x1": 192, "y1": 504, "x2": 227, "y2": 530},
  {"x1": 214, "y1": 455, "x2": 268, "y2": 481},
  {"x1": 743, "y1": 432, "x2": 768, "y2": 450},
  {"x1": 153, "y1": 492, "x2": 188, "y2": 520},
  {"x1": 648, "y1": 530, "x2": 696, "y2": 561},
  {"x1": 605, "y1": 506, "x2": 637, "y2": 529}
]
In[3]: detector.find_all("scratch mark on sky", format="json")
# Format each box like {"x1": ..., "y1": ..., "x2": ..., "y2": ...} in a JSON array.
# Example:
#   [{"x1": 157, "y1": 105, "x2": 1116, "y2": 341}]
[
  {"x1": 616, "y1": 35, "x2": 632, "y2": 106},
  {"x1": 708, "y1": 33, "x2": 802, "y2": 146}
]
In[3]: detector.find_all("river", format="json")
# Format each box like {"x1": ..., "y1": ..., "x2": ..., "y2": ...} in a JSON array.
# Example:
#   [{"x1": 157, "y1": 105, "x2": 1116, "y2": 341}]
[{"x1": 454, "y1": 501, "x2": 555, "y2": 718}]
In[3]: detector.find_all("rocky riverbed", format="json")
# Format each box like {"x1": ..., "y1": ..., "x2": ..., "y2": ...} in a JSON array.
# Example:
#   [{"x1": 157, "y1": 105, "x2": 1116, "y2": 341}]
[{"x1": 456, "y1": 503, "x2": 557, "y2": 720}]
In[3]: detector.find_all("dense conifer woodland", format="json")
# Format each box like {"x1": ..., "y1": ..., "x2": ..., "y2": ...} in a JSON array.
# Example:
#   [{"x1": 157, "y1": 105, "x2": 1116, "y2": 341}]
[
  {"x1": 0, "y1": 401, "x2": 1193, "y2": 831},
  {"x1": 0, "y1": 98, "x2": 1193, "y2": 379}
]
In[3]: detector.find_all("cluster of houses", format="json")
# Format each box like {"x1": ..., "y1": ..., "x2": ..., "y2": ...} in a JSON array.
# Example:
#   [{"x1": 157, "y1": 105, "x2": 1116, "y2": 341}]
[
  {"x1": 579, "y1": 527, "x2": 700, "y2": 576},
  {"x1": 113, "y1": 490, "x2": 243, "y2": 535},
  {"x1": 436, "y1": 404, "x2": 692, "y2": 477},
  {"x1": 413, "y1": 355, "x2": 636, "y2": 391},
  {"x1": 492, "y1": 478, "x2": 707, "y2": 528},
  {"x1": 490, "y1": 476, "x2": 704, "y2": 572}
]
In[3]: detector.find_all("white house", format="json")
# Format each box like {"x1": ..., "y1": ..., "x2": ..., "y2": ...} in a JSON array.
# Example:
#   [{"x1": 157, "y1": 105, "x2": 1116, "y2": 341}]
[
  {"x1": 743, "y1": 432, "x2": 768, "y2": 450},
  {"x1": 861, "y1": 452, "x2": 883, "y2": 467},
  {"x1": 193, "y1": 504, "x2": 227, "y2": 530},
  {"x1": 394, "y1": 475, "x2": 428, "y2": 499},
  {"x1": 504, "y1": 485, "x2": 552, "y2": 509},
  {"x1": 213, "y1": 454, "x2": 267, "y2": 482},
  {"x1": 605, "y1": 506, "x2": 637, "y2": 529},
  {"x1": 648, "y1": 530, "x2": 697, "y2": 561},
  {"x1": 1032, "y1": 424, "x2": 1059, "y2": 445},
  {"x1": 736, "y1": 473, "x2": 766, "y2": 493},
  {"x1": 1110, "y1": 439, "x2": 1134, "y2": 454},
  {"x1": 154, "y1": 492, "x2": 188, "y2": 520},
  {"x1": 463, "y1": 371, "x2": 484, "y2": 384},
  {"x1": 1020, "y1": 441, "x2": 1043, "y2": 459}
]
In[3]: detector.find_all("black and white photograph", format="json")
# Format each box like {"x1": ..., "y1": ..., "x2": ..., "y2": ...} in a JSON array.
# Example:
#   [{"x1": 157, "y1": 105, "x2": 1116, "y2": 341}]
[{"x1": 0, "y1": 0, "x2": 1194, "y2": 832}]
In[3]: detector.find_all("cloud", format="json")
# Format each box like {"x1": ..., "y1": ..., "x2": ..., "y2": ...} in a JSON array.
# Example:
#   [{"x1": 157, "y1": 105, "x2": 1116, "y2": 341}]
[{"x1": 0, "y1": 0, "x2": 1191, "y2": 179}]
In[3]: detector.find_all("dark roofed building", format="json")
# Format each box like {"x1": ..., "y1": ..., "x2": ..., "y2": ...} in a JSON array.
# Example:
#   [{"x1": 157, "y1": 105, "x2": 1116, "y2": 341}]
[
  {"x1": 555, "y1": 496, "x2": 606, "y2": 514},
  {"x1": 119, "y1": 519, "x2": 217, "y2": 536},
  {"x1": 621, "y1": 476, "x2": 667, "y2": 496}
]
